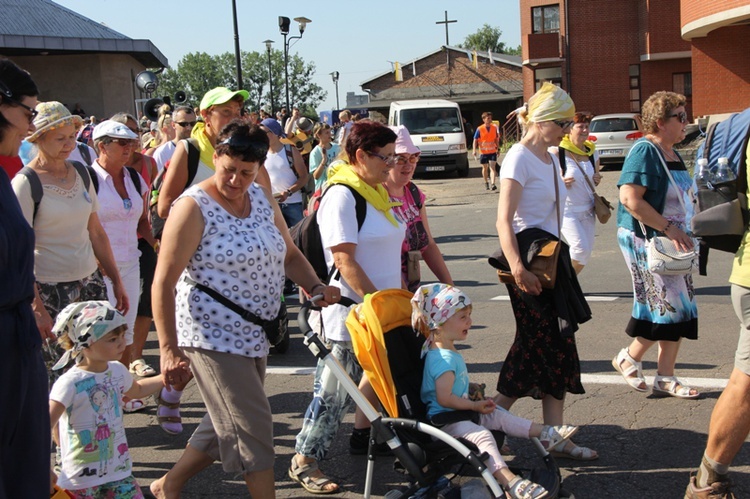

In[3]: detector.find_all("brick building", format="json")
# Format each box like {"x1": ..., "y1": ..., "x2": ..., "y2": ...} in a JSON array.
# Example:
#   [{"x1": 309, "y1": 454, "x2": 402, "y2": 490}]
[
  {"x1": 520, "y1": 0, "x2": 750, "y2": 119},
  {"x1": 360, "y1": 46, "x2": 524, "y2": 126}
]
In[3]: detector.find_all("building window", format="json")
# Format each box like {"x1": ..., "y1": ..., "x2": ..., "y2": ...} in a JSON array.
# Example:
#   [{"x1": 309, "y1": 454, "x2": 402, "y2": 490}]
[
  {"x1": 673, "y1": 72, "x2": 692, "y2": 97},
  {"x1": 532, "y1": 5, "x2": 560, "y2": 34},
  {"x1": 629, "y1": 64, "x2": 641, "y2": 113},
  {"x1": 534, "y1": 67, "x2": 562, "y2": 90}
]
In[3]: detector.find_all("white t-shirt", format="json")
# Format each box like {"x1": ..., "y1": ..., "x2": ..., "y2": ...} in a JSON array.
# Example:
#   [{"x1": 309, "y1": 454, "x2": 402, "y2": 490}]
[
  {"x1": 500, "y1": 143, "x2": 566, "y2": 237},
  {"x1": 49, "y1": 362, "x2": 134, "y2": 491},
  {"x1": 152, "y1": 141, "x2": 177, "y2": 172},
  {"x1": 90, "y1": 163, "x2": 145, "y2": 265},
  {"x1": 265, "y1": 146, "x2": 302, "y2": 204},
  {"x1": 560, "y1": 148, "x2": 600, "y2": 213},
  {"x1": 319, "y1": 185, "x2": 405, "y2": 341},
  {"x1": 11, "y1": 167, "x2": 100, "y2": 282}
]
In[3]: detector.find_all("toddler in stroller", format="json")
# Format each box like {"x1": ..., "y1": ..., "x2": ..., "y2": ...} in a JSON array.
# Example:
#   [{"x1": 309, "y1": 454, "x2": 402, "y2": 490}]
[{"x1": 412, "y1": 284, "x2": 578, "y2": 499}]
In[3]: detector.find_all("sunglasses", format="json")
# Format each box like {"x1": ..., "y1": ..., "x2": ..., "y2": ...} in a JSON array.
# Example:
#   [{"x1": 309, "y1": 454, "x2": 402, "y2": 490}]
[
  {"x1": 107, "y1": 138, "x2": 135, "y2": 147},
  {"x1": 551, "y1": 119, "x2": 574, "y2": 130},
  {"x1": 218, "y1": 135, "x2": 268, "y2": 155},
  {"x1": 175, "y1": 121, "x2": 196, "y2": 128},
  {"x1": 366, "y1": 151, "x2": 399, "y2": 166},
  {"x1": 395, "y1": 154, "x2": 420, "y2": 166},
  {"x1": 669, "y1": 111, "x2": 688, "y2": 124}
]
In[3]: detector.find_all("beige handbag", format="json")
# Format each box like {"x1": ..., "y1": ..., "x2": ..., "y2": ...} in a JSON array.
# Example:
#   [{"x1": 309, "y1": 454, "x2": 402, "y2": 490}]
[{"x1": 571, "y1": 158, "x2": 614, "y2": 224}]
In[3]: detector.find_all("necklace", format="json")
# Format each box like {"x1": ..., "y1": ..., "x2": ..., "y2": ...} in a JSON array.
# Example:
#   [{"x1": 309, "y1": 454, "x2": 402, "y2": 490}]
[
  {"x1": 649, "y1": 135, "x2": 679, "y2": 161},
  {"x1": 39, "y1": 162, "x2": 71, "y2": 183},
  {"x1": 219, "y1": 190, "x2": 248, "y2": 219}
]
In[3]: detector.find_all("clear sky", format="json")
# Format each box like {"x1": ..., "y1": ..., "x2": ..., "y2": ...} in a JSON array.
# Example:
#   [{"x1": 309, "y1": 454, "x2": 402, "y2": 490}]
[{"x1": 53, "y1": 0, "x2": 521, "y2": 112}]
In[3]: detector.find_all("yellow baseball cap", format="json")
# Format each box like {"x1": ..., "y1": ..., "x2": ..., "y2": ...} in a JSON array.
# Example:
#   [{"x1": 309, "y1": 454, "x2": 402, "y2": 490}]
[{"x1": 199, "y1": 87, "x2": 250, "y2": 111}]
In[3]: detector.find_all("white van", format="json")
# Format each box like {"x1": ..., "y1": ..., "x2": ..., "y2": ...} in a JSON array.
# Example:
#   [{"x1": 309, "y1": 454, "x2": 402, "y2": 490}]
[{"x1": 388, "y1": 99, "x2": 469, "y2": 177}]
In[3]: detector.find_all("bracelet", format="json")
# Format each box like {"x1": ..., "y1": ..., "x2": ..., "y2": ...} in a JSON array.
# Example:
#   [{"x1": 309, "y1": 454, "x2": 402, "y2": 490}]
[
  {"x1": 308, "y1": 283, "x2": 326, "y2": 296},
  {"x1": 663, "y1": 220, "x2": 674, "y2": 233}
]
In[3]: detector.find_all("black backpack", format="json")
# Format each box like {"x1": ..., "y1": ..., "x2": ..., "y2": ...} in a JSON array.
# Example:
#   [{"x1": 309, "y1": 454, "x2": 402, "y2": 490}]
[
  {"x1": 149, "y1": 138, "x2": 200, "y2": 240},
  {"x1": 289, "y1": 184, "x2": 366, "y2": 283},
  {"x1": 17, "y1": 162, "x2": 141, "y2": 224}
]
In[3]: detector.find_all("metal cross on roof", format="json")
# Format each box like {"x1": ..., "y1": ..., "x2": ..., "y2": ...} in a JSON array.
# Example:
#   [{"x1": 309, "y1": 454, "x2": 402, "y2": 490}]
[{"x1": 435, "y1": 10, "x2": 457, "y2": 46}]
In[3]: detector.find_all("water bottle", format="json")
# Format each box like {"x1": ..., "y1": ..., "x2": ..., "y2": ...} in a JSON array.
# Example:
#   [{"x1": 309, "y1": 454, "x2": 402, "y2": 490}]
[
  {"x1": 695, "y1": 158, "x2": 710, "y2": 187},
  {"x1": 714, "y1": 157, "x2": 736, "y2": 183}
]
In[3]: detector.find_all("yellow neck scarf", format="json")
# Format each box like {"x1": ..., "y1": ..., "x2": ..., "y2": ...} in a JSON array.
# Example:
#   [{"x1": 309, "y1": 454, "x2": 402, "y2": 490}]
[
  {"x1": 328, "y1": 163, "x2": 401, "y2": 227},
  {"x1": 191, "y1": 122, "x2": 216, "y2": 170},
  {"x1": 560, "y1": 136, "x2": 596, "y2": 156}
]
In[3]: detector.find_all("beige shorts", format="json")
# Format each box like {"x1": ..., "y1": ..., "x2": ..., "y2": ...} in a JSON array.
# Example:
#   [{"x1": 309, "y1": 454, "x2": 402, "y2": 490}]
[
  {"x1": 184, "y1": 347, "x2": 274, "y2": 473},
  {"x1": 731, "y1": 284, "x2": 750, "y2": 376}
]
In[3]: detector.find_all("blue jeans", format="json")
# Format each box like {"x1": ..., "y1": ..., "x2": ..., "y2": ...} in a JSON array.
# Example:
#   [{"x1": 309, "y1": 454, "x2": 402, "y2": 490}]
[
  {"x1": 295, "y1": 340, "x2": 362, "y2": 461},
  {"x1": 279, "y1": 202, "x2": 304, "y2": 229}
]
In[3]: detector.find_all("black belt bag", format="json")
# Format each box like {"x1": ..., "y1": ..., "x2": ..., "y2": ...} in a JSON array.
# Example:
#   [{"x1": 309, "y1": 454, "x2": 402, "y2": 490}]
[{"x1": 183, "y1": 276, "x2": 285, "y2": 346}]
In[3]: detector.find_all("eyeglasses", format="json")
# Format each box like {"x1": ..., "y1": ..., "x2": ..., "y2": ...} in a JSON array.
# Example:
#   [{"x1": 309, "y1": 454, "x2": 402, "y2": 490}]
[
  {"x1": 175, "y1": 121, "x2": 196, "y2": 128},
  {"x1": 366, "y1": 151, "x2": 399, "y2": 166},
  {"x1": 395, "y1": 154, "x2": 420, "y2": 166},
  {"x1": 669, "y1": 111, "x2": 688, "y2": 124},
  {"x1": 0, "y1": 80, "x2": 38, "y2": 123},
  {"x1": 13, "y1": 100, "x2": 38, "y2": 123},
  {"x1": 551, "y1": 119, "x2": 574, "y2": 130},
  {"x1": 218, "y1": 135, "x2": 268, "y2": 156}
]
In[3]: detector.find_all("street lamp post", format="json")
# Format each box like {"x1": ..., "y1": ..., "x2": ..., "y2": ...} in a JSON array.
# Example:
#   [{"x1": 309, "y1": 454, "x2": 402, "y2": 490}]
[
  {"x1": 330, "y1": 71, "x2": 340, "y2": 110},
  {"x1": 263, "y1": 39, "x2": 275, "y2": 114},
  {"x1": 278, "y1": 16, "x2": 311, "y2": 113},
  {"x1": 231, "y1": 0, "x2": 243, "y2": 90}
]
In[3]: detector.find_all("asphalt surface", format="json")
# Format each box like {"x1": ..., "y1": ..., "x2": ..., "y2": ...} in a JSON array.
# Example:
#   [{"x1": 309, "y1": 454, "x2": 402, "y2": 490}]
[{"x1": 120, "y1": 156, "x2": 750, "y2": 498}]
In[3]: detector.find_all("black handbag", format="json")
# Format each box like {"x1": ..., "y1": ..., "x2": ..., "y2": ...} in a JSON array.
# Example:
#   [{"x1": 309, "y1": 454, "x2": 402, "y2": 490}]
[{"x1": 183, "y1": 276, "x2": 286, "y2": 346}]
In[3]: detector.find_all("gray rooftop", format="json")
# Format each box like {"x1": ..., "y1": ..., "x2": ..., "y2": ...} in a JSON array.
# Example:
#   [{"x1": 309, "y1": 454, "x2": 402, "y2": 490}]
[{"x1": 0, "y1": 0, "x2": 167, "y2": 67}]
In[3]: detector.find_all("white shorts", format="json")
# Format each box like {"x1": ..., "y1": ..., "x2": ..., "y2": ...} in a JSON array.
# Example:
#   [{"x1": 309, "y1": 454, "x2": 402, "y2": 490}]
[
  {"x1": 561, "y1": 209, "x2": 596, "y2": 265},
  {"x1": 104, "y1": 259, "x2": 140, "y2": 345}
]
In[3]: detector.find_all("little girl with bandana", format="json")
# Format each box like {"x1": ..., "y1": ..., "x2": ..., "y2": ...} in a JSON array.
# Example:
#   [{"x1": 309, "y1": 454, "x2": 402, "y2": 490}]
[
  {"x1": 48, "y1": 301, "x2": 163, "y2": 498},
  {"x1": 413, "y1": 284, "x2": 578, "y2": 499}
]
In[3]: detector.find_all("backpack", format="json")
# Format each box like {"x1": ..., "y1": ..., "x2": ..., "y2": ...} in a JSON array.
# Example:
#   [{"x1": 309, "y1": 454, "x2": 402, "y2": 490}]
[
  {"x1": 18, "y1": 162, "x2": 142, "y2": 224},
  {"x1": 77, "y1": 142, "x2": 93, "y2": 166},
  {"x1": 149, "y1": 138, "x2": 200, "y2": 240},
  {"x1": 692, "y1": 108, "x2": 750, "y2": 274},
  {"x1": 289, "y1": 184, "x2": 367, "y2": 283}
]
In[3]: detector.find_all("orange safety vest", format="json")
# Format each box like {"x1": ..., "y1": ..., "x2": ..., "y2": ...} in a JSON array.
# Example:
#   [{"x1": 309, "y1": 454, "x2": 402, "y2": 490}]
[{"x1": 477, "y1": 125, "x2": 499, "y2": 154}]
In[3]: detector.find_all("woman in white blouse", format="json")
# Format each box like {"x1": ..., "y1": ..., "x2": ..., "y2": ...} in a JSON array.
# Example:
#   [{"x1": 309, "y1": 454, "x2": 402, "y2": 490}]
[{"x1": 90, "y1": 120, "x2": 157, "y2": 411}]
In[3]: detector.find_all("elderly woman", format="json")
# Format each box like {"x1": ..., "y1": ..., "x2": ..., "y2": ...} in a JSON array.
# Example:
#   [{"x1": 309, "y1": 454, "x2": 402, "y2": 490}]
[
  {"x1": 612, "y1": 91, "x2": 698, "y2": 399},
  {"x1": 494, "y1": 82, "x2": 596, "y2": 461},
  {"x1": 290, "y1": 121, "x2": 405, "y2": 494},
  {"x1": 12, "y1": 102, "x2": 128, "y2": 341},
  {"x1": 385, "y1": 125, "x2": 452, "y2": 292},
  {"x1": 149, "y1": 121, "x2": 338, "y2": 498},
  {"x1": 556, "y1": 112, "x2": 603, "y2": 274},
  {"x1": 90, "y1": 120, "x2": 157, "y2": 411},
  {"x1": 0, "y1": 57, "x2": 50, "y2": 499}
]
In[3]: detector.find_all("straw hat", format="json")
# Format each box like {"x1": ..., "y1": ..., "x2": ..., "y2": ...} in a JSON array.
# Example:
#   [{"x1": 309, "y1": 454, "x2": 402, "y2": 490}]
[{"x1": 27, "y1": 101, "x2": 84, "y2": 143}]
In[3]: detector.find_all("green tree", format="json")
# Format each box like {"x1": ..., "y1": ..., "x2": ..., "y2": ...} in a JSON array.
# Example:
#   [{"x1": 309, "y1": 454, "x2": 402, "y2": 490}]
[
  {"x1": 158, "y1": 50, "x2": 325, "y2": 115},
  {"x1": 460, "y1": 24, "x2": 520, "y2": 56}
]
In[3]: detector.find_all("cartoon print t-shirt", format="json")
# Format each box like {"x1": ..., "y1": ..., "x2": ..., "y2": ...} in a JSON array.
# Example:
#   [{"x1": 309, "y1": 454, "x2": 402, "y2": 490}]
[{"x1": 50, "y1": 362, "x2": 134, "y2": 490}]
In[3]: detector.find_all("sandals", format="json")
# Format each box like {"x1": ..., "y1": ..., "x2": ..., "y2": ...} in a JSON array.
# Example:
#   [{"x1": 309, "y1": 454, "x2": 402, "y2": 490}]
[
  {"x1": 612, "y1": 348, "x2": 648, "y2": 392},
  {"x1": 288, "y1": 457, "x2": 340, "y2": 495},
  {"x1": 539, "y1": 424, "x2": 578, "y2": 451},
  {"x1": 549, "y1": 441, "x2": 599, "y2": 461},
  {"x1": 155, "y1": 390, "x2": 183, "y2": 435},
  {"x1": 506, "y1": 476, "x2": 548, "y2": 499},
  {"x1": 653, "y1": 374, "x2": 700, "y2": 399},
  {"x1": 129, "y1": 359, "x2": 157, "y2": 377},
  {"x1": 122, "y1": 397, "x2": 147, "y2": 413}
]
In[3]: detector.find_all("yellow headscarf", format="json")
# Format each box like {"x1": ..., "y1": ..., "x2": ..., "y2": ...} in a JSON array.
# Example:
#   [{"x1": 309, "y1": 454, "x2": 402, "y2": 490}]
[
  {"x1": 559, "y1": 136, "x2": 596, "y2": 156},
  {"x1": 526, "y1": 82, "x2": 575, "y2": 123},
  {"x1": 190, "y1": 122, "x2": 216, "y2": 170},
  {"x1": 327, "y1": 163, "x2": 401, "y2": 226}
]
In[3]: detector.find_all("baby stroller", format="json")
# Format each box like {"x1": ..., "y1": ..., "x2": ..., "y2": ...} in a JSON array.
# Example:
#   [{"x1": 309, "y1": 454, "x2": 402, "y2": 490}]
[{"x1": 299, "y1": 289, "x2": 570, "y2": 498}]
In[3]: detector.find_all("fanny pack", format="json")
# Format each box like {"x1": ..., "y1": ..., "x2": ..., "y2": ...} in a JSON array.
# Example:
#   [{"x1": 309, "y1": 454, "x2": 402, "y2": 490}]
[{"x1": 183, "y1": 276, "x2": 285, "y2": 346}]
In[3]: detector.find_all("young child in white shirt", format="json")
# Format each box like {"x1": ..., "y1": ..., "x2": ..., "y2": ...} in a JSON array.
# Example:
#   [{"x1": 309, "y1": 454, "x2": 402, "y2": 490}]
[
  {"x1": 413, "y1": 284, "x2": 578, "y2": 499},
  {"x1": 49, "y1": 301, "x2": 163, "y2": 498}
]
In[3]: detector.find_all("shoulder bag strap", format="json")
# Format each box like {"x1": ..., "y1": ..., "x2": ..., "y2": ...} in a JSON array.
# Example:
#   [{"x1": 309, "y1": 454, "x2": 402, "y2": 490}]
[
  {"x1": 183, "y1": 275, "x2": 272, "y2": 328},
  {"x1": 550, "y1": 153, "x2": 561, "y2": 237},
  {"x1": 638, "y1": 141, "x2": 688, "y2": 238}
]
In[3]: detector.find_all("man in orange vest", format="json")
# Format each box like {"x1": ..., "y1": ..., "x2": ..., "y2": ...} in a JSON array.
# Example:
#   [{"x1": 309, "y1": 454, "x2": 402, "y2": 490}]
[{"x1": 472, "y1": 112, "x2": 501, "y2": 190}]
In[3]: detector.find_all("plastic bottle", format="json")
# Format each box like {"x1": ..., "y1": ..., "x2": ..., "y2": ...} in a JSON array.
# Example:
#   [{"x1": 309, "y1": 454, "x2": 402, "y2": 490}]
[
  {"x1": 695, "y1": 158, "x2": 710, "y2": 186},
  {"x1": 714, "y1": 157, "x2": 736, "y2": 183}
]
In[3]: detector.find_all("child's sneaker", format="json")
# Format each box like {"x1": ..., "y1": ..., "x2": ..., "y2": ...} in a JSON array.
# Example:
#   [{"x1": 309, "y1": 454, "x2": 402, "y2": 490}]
[{"x1": 539, "y1": 424, "x2": 578, "y2": 451}]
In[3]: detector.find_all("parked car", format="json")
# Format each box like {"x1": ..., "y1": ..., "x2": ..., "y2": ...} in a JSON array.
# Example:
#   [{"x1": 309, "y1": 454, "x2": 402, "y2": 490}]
[{"x1": 589, "y1": 113, "x2": 643, "y2": 165}]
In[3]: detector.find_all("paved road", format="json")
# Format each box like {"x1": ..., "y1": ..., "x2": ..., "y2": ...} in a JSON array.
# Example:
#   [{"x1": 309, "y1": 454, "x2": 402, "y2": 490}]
[{"x1": 124, "y1": 158, "x2": 750, "y2": 498}]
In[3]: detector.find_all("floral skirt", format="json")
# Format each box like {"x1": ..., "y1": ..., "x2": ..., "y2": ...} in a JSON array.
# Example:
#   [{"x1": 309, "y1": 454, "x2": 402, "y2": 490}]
[
  {"x1": 497, "y1": 284, "x2": 584, "y2": 400},
  {"x1": 617, "y1": 227, "x2": 698, "y2": 341}
]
